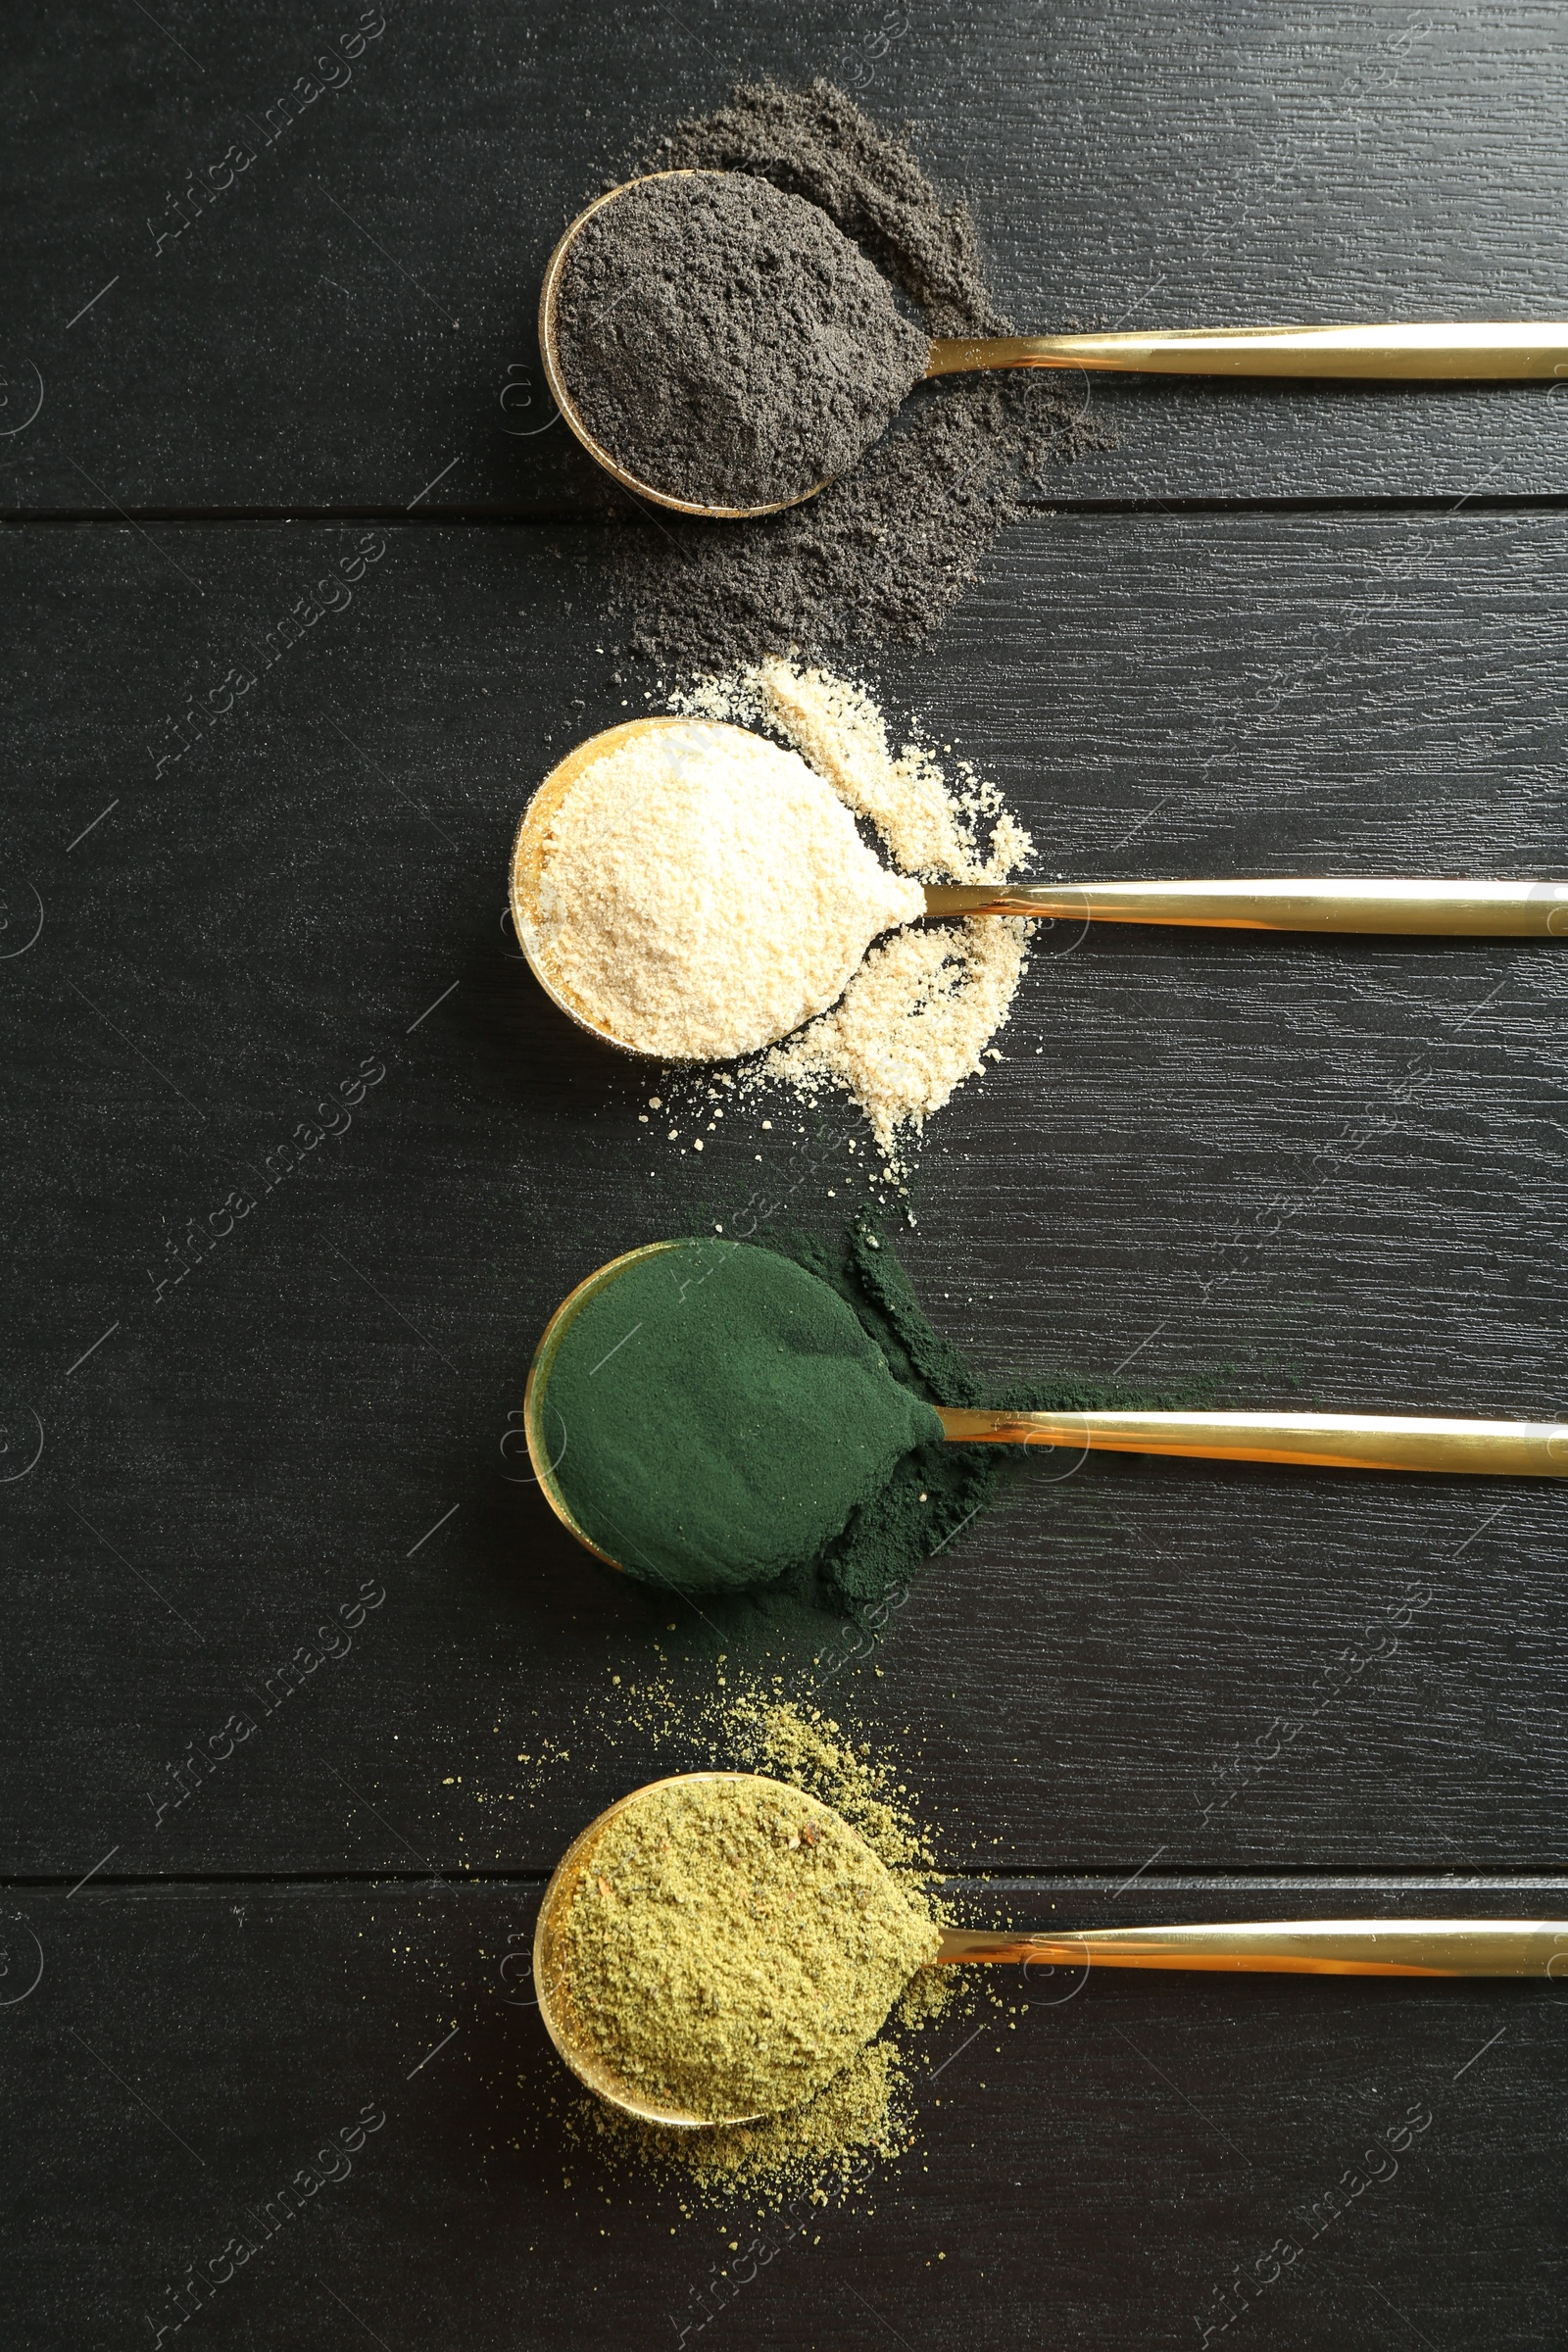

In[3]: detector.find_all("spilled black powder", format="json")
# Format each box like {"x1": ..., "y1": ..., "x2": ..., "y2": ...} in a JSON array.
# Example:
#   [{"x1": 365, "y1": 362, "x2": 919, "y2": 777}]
[
  {"x1": 635, "y1": 75, "x2": 1006, "y2": 337},
  {"x1": 573, "y1": 78, "x2": 1114, "y2": 669},
  {"x1": 555, "y1": 173, "x2": 929, "y2": 509},
  {"x1": 615, "y1": 380, "x2": 1095, "y2": 670}
]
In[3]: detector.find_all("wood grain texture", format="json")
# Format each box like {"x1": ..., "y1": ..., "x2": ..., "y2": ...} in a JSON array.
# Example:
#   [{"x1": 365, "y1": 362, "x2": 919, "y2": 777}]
[
  {"x1": 4, "y1": 1, "x2": 1568, "y2": 513},
  {"x1": 3, "y1": 1878, "x2": 1562, "y2": 2351},
  {"x1": 2, "y1": 514, "x2": 1562, "y2": 1884}
]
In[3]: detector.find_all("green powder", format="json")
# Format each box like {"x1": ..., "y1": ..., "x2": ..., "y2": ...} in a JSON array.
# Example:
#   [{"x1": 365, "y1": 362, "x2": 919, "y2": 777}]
[
  {"x1": 547, "y1": 1241, "x2": 943, "y2": 1594},
  {"x1": 544, "y1": 1219, "x2": 1186, "y2": 1616},
  {"x1": 556, "y1": 1774, "x2": 940, "y2": 2122}
]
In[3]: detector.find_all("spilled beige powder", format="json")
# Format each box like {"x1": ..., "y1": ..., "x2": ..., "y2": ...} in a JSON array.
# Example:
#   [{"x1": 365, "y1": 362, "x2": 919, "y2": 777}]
[
  {"x1": 529, "y1": 719, "x2": 923, "y2": 1060},
  {"x1": 688, "y1": 658, "x2": 1031, "y2": 882},
  {"x1": 767, "y1": 918, "x2": 1029, "y2": 1171},
  {"x1": 673, "y1": 661, "x2": 1033, "y2": 1176}
]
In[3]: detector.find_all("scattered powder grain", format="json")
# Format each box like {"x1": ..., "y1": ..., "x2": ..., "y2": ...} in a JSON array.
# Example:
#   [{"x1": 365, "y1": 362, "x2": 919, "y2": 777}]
[
  {"x1": 674, "y1": 661, "x2": 1033, "y2": 1173},
  {"x1": 529, "y1": 718, "x2": 923, "y2": 1060},
  {"x1": 554, "y1": 172, "x2": 929, "y2": 510},
  {"x1": 554, "y1": 1774, "x2": 940, "y2": 2123}
]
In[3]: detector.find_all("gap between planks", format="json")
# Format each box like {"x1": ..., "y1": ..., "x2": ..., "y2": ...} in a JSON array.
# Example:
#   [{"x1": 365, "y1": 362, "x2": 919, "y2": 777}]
[{"x1": 6, "y1": 494, "x2": 1568, "y2": 527}]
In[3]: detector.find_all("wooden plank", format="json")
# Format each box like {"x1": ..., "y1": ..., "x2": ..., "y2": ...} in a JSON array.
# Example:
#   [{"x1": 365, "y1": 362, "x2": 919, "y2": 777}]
[
  {"x1": 3, "y1": 1877, "x2": 1563, "y2": 2349},
  {"x1": 1, "y1": 512, "x2": 1564, "y2": 1882},
  {"x1": 5, "y1": 2, "x2": 1568, "y2": 513}
]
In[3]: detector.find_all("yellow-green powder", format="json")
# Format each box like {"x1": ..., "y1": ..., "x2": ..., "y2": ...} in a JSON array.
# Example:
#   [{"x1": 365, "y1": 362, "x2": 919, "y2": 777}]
[{"x1": 557, "y1": 1775, "x2": 940, "y2": 2123}]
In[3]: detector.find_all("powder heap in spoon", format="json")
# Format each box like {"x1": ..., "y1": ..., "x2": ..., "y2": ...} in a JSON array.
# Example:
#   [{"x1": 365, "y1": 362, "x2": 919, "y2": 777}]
[
  {"x1": 553, "y1": 172, "x2": 931, "y2": 509},
  {"x1": 555, "y1": 1774, "x2": 940, "y2": 2121},
  {"x1": 546, "y1": 1241, "x2": 943, "y2": 1591},
  {"x1": 528, "y1": 719, "x2": 924, "y2": 1059}
]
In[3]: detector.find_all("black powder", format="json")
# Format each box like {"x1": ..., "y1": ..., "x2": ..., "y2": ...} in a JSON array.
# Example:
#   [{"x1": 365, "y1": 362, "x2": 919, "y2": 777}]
[
  {"x1": 614, "y1": 378, "x2": 1095, "y2": 671},
  {"x1": 555, "y1": 172, "x2": 929, "y2": 510},
  {"x1": 636, "y1": 77, "x2": 1006, "y2": 336},
  {"x1": 570, "y1": 78, "x2": 1113, "y2": 672}
]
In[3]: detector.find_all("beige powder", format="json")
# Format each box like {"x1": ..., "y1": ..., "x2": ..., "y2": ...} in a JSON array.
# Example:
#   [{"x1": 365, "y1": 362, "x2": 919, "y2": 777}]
[
  {"x1": 681, "y1": 656, "x2": 1032, "y2": 883},
  {"x1": 532, "y1": 720, "x2": 924, "y2": 1060},
  {"x1": 673, "y1": 662, "x2": 1035, "y2": 1173},
  {"x1": 766, "y1": 918, "x2": 1029, "y2": 1174}
]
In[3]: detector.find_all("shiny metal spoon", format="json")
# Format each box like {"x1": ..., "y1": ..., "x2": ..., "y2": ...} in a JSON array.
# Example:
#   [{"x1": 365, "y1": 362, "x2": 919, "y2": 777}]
[
  {"x1": 510, "y1": 716, "x2": 1568, "y2": 1062},
  {"x1": 538, "y1": 170, "x2": 1568, "y2": 520},
  {"x1": 521, "y1": 1243, "x2": 1568, "y2": 1579},
  {"x1": 534, "y1": 1770, "x2": 1568, "y2": 2126}
]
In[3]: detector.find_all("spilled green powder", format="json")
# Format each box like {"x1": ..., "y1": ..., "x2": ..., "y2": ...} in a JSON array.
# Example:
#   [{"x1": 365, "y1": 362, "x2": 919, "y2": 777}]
[
  {"x1": 545, "y1": 1220, "x2": 1182, "y2": 1613},
  {"x1": 570, "y1": 2033, "x2": 912, "y2": 2208}
]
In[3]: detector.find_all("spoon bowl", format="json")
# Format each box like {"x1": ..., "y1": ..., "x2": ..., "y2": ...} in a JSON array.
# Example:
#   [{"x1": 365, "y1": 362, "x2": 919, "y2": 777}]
[
  {"x1": 533, "y1": 1770, "x2": 774, "y2": 2126},
  {"x1": 539, "y1": 171, "x2": 834, "y2": 521},
  {"x1": 510, "y1": 715, "x2": 718, "y2": 1057},
  {"x1": 511, "y1": 712, "x2": 929, "y2": 1060},
  {"x1": 532, "y1": 1768, "x2": 878, "y2": 2127},
  {"x1": 521, "y1": 1239, "x2": 678, "y2": 1569}
]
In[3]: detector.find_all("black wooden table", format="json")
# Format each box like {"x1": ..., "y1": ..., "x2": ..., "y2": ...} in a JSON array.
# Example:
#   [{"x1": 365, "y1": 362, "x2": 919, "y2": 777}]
[{"x1": 4, "y1": 7, "x2": 1565, "y2": 2347}]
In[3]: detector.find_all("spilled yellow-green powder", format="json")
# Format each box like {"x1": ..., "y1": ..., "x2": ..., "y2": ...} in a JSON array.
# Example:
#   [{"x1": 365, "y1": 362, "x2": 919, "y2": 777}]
[
  {"x1": 556, "y1": 1774, "x2": 940, "y2": 2123},
  {"x1": 572, "y1": 2034, "x2": 912, "y2": 2207},
  {"x1": 518, "y1": 1685, "x2": 992, "y2": 2209},
  {"x1": 730, "y1": 1691, "x2": 933, "y2": 1873}
]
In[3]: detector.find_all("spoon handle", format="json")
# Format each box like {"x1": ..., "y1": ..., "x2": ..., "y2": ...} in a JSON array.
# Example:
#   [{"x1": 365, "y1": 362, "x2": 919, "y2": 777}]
[
  {"x1": 935, "y1": 1920, "x2": 1568, "y2": 1976},
  {"x1": 926, "y1": 323, "x2": 1568, "y2": 380},
  {"x1": 936, "y1": 1407, "x2": 1568, "y2": 1478},
  {"x1": 921, "y1": 878, "x2": 1568, "y2": 935}
]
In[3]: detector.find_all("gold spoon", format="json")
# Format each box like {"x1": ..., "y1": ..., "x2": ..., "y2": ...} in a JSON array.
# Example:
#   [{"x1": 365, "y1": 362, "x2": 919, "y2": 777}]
[
  {"x1": 510, "y1": 717, "x2": 1568, "y2": 1062},
  {"x1": 534, "y1": 1771, "x2": 1568, "y2": 2126},
  {"x1": 522, "y1": 1243, "x2": 1567, "y2": 1578},
  {"x1": 539, "y1": 171, "x2": 1568, "y2": 520}
]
